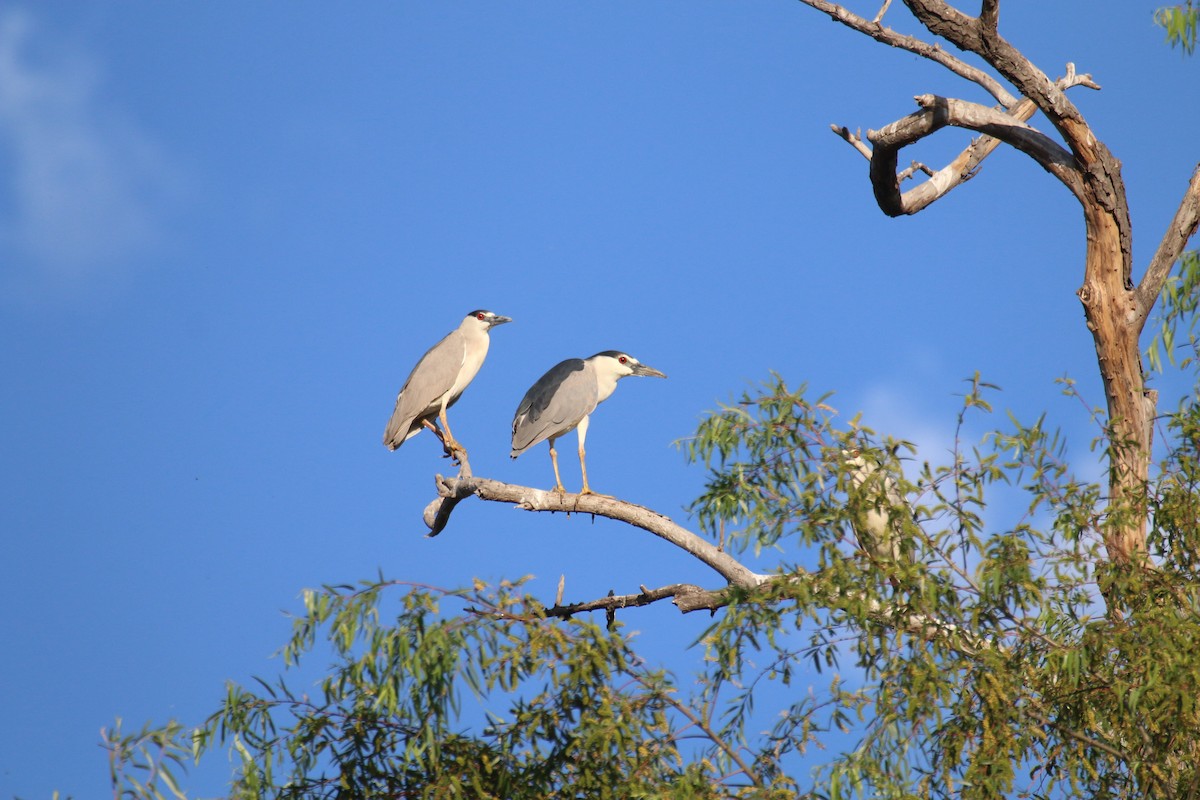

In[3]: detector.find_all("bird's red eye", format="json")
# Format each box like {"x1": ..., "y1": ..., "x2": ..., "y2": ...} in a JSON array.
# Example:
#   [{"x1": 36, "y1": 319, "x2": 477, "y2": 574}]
[
  {"x1": 477, "y1": 312, "x2": 486, "y2": 320},
  {"x1": 619, "y1": 356, "x2": 627, "y2": 364}
]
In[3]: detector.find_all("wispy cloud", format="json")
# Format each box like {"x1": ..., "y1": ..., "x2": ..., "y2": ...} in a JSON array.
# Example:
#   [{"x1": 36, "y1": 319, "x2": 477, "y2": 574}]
[
  {"x1": 860, "y1": 383, "x2": 957, "y2": 466},
  {"x1": 0, "y1": 8, "x2": 182, "y2": 293}
]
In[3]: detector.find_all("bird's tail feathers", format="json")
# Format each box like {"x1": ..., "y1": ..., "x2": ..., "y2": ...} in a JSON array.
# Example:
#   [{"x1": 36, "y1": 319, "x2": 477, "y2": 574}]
[{"x1": 383, "y1": 417, "x2": 422, "y2": 451}]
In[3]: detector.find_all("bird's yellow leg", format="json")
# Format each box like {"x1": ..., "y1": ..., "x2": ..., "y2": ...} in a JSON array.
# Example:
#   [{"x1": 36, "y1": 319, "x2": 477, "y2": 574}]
[
  {"x1": 420, "y1": 418, "x2": 456, "y2": 459},
  {"x1": 437, "y1": 407, "x2": 466, "y2": 460},
  {"x1": 578, "y1": 444, "x2": 594, "y2": 496},
  {"x1": 549, "y1": 442, "x2": 566, "y2": 494},
  {"x1": 420, "y1": 418, "x2": 447, "y2": 447},
  {"x1": 575, "y1": 418, "x2": 599, "y2": 496}
]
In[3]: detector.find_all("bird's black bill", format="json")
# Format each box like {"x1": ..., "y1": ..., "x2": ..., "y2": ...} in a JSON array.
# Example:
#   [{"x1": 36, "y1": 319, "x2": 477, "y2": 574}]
[{"x1": 632, "y1": 363, "x2": 666, "y2": 378}]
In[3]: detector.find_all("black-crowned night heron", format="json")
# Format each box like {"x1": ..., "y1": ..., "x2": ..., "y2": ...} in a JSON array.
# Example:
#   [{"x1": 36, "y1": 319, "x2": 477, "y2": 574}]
[
  {"x1": 842, "y1": 447, "x2": 919, "y2": 590},
  {"x1": 383, "y1": 309, "x2": 512, "y2": 460},
  {"x1": 510, "y1": 350, "x2": 666, "y2": 494}
]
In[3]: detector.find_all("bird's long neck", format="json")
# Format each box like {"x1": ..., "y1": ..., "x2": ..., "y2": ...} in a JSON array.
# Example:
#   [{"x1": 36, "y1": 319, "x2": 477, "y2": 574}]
[
  {"x1": 451, "y1": 324, "x2": 490, "y2": 397},
  {"x1": 594, "y1": 370, "x2": 621, "y2": 403},
  {"x1": 847, "y1": 459, "x2": 874, "y2": 489}
]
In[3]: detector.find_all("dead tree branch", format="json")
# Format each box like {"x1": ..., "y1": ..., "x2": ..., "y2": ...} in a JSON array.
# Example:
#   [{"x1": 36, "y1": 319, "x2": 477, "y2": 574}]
[
  {"x1": 867, "y1": 94, "x2": 1082, "y2": 217},
  {"x1": 830, "y1": 125, "x2": 872, "y2": 161},
  {"x1": 901, "y1": 0, "x2": 1096, "y2": 151},
  {"x1": 541, "y1": 567, "x2": 989, "y2": 656},
  {"x1": 797, "y1": 0, "x2": 1018, "y2": 107},
  {"x1": 1137, "y1": 163, "x2": 1200, "y2": 327},
  {"x1": 545, "y1": 582, "x2": 731, "y2": 617},
  {"x1": 898, "y1": 0, "x2": 1135, "y2": 273},
  {"x1": 423, "y1": 472, "x2": 771, "y2": 589},
  {"x1": 831, "y1": 68, "x2": 1094, "y2": 216}
]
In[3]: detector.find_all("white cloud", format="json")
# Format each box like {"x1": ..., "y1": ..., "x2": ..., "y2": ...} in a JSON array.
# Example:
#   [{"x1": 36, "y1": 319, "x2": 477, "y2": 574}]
[
  {"x1": 0, "y1": 8, "x2": 182, "y2": 291},
  {"x1": 859, "y1": 383, "x2": 957, "y2": 467}
]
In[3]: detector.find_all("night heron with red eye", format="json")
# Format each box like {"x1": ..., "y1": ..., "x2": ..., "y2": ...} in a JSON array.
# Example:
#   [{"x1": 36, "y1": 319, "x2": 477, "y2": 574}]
[
  {"x1": 511, "y1": 350, "x2": 666, "y2": 495},
  {"x1": 383, "y1": 309, "x2": 512, "y2": 461}
]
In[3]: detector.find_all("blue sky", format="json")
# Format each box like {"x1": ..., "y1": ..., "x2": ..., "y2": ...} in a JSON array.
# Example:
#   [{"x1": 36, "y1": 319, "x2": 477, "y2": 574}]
[{"x1": 1, "y1": 2, "x2": 1196, "y2": 797}]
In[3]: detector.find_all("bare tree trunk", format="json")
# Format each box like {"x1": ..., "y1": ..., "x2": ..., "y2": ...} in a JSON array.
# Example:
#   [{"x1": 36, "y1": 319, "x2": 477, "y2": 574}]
[{"x1": 1078, "y1": 198, "x2": 1153, "y2": 562}]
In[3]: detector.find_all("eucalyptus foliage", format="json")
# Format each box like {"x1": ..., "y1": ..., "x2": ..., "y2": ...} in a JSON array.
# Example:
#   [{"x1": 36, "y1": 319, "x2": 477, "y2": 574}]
[
  {"x1": 193, "y1": 578, "x2": 741, "y2": 800},
  {"x1": 1156, "y1": 2, "x2": 1199, "y2": 55},
  {"x1": 1149, "y1": 250, "x2": 1200, "y2": 372}
]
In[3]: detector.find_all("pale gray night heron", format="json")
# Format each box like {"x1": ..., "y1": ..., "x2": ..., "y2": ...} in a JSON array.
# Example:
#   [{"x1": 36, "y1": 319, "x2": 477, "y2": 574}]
[
  {"x1": 510, "y1": 351, "x2": 666, "y2": 494},
  {"x1": 383, "y1": 309, "x2": 511, "y2": 460},
  {"x1": 842, "y1": 447, "x2": 920, "y2": 591}
]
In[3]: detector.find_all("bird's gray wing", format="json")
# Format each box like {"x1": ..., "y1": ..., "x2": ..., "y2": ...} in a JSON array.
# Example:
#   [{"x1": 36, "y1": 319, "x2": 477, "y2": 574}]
[
  {"x1": 511, "y1": 359, "x2": 594, "y2": 453},
  {"x1": 383, "y1": 330, "x2": 466, "y2": 449}
]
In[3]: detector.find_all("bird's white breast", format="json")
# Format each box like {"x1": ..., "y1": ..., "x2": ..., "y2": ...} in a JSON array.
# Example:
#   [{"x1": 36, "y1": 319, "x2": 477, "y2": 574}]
[
  {"x1": 593, "y1": 368, "x2": 621, "y2": 404},
  {"x1": 449, "y1": 328, "x2": 489, "y2": 400}
]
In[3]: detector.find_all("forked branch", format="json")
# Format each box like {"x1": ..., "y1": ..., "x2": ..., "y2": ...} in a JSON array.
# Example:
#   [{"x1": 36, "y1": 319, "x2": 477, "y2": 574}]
[
  {"x1": 866, "y1": 94, "x2": 1082, "y2": 216},
  {"x1": 797, "y1": 0, "x2": 1017, "y2": 107},
  {"x1": 833, "y1": 64, "x2": 1097, "y2": 217}
]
